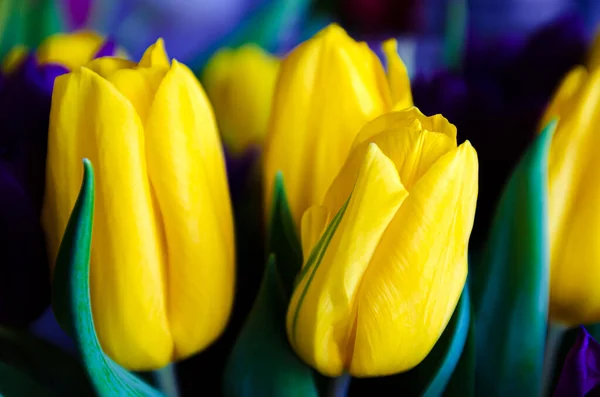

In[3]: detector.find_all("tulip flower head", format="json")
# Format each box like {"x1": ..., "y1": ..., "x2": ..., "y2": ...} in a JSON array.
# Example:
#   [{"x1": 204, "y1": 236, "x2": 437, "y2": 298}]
[
  {"x1": 540, "y1": 65, "x2": 600, "y2": 326},
  {"x1": 202, "y1": 44, "x2": 280, "y2": 155},
  {"x1": 42, "y1": 39, "x2": 235, "y2": 370},
  {"x1": 286, "y1": 107, "x2": 478, "y2": 377},
  {"x1": 262, "y1": 24, "x2": 413, "y2": 227}
]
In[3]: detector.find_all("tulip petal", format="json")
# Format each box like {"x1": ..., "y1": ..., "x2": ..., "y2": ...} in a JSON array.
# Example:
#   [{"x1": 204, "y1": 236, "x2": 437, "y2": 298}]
[
  {"x1": 539, "y1": 66, "x2": 587, "y2": 131},
  {"x1": 382, "y1": 39, "x2": 412, "y2": 110},
  {"x1": 144, "y1": 60, "x2": 234, "y2": 361},
  {"x1": 300, "y1": 205, "x2": 330, "y2": 263},
  {"x1": 288, "y1": 144, "x2": 408, "y2": 376},
  {"x1": 43, "y1": 67, "x2": 172, "y2": 370},
  {"x1": 263, "y1": 24, "x2": 392, "y2": 225},
  {"x1": 548, "y1": 69, "x2": 600, "y2": 325},
  {"x1": 139, "y1": 38, "x2": 170, "y2": 69},
  {"x1": 83, "y1": 57, "x2": 137, "y2": 78},
  {"x1": 107, "y1": 67, "x2": 167, "y2": 122},
  {"x1": 353, "y1": 107, "x2": 457, "y2": 147},
  {"x1": 36, "y1": 31, "x2": 105, "y2": 69},
  {"x1": 350, "y1": 141, "x2": 477, "y2": 376},
  {"x1": 325, "y1": 111, "x2": 456, "y2": 216}
]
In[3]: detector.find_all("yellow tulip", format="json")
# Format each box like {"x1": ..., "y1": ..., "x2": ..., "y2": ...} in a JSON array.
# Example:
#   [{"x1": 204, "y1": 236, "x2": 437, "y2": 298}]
[
  {"x1": 202, "y1": 44, "x2": 280, "y2": 155},
  {"x1": 286, "y1": 107, "x2": 478, "y2": 377},
  {"x1": 42, "y1": 39, "x2": 235, "y2": 370},
  {"x1": 262, "y1": 24, "x2": 413, "y2": 226},
  {"x1": 540, "y1": 66, "x2": 600, "y2": 325}
]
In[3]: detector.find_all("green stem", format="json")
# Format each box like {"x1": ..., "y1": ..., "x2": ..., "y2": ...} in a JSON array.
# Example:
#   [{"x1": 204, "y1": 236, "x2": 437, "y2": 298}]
[
  {"x1": 153, "y1": 364, "x2": 180, "y2": 397},
  {"x1": 327, "y1": 373, "x2": 351, "y2": 397},
  {"x1": 540, "y1": 322, "x2": 567, "y2": 397}
]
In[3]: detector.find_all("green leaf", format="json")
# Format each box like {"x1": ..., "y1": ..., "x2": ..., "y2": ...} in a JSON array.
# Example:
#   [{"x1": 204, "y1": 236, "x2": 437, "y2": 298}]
[
  {"x1": 51, "y1": 159, "x2": 163, "y2": 397},
  {"x1": 267, "y1": 172, "x2": 303, "y2": 296},
  {"x1": 471, "y1": 121, "x2": 556, "y2": 396},
  {"x1": 443, "y1": 293, "x2": 475, "y2": 397},
  {"x1": 223, "y1": 255, "x2": 319, "y2": 397},
  {"x1": 191, "y1": 0, "x2": 313, "y2": 71},
  {"x1": 0, "y1": 0, "x2": 26, "y2": 59},
  {"x1": 0, "y1": 326, "x2": 94, "y2": 395},
  {"x1": 22, "y1": 0, "x2": 65, "y2": 49},
  {"x1": 420, "y1": 285, "x2": 471, "y2": 397},
  {"x1": 443, "y1": 0, "x2": 468, "y2": 71}
]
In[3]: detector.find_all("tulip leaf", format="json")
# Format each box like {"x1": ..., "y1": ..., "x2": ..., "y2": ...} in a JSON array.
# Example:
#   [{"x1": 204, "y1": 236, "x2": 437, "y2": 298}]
[
  {"x1": 471, "y1": 121, "x2": 556, "y2": 396},
  {"x1": 223, "y1": 255, "x2": 319, "y2": 397},
  {"x1": 0, "y1": 0, "x2": 25, "y2": 59},
  {"x1": 22, "y1": 0, "x2": 65, "y2": 49},
  {"x1": 267, "y1": 172, "x2": 303, "y2": 296},
  {"x1": 191, "y1": 0, "x2": 313, "y2": 71},
  {"x1": 52, "y1": 159, "x2": 163, "y2": 397}
]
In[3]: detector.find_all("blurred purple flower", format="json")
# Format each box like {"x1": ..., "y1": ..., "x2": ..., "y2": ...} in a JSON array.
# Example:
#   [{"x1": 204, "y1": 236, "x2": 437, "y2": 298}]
[
  {"x1": 0, "y1": 42, "x2": 118, "y2": 326},
  {"x1": 554, "y1": 327, "x2": 600, "y2": 397},
  {"x1": 412, "y1": 12, "x2": 588, "y2": 248},
  {"x1": 63, "y1": 0, "x2": 92, "y2": 29},
  {"x1": 0, "y1": 56, "x2": 66, "y2": 326}
]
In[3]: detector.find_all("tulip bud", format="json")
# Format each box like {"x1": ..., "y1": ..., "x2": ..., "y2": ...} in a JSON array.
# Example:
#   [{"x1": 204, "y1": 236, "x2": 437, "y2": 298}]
[
  {"x1": 540, "y1": 66, "x2": 600, "y2": 325},
  {"x1": 286, "y1": 107, "x2": 478, "y2": 377},
  {"x1": 0, "y1": 31, "x2": 117, "y2": 326},
  {"x1": 263, "y1": 24, "x2": 413, "y2": 227},
  {"x1": 42, "y1": 39, "x2": 235, "y2": 371},
  {"x1": 202, "y1": 44, "x2": 280, "y2": 155}
]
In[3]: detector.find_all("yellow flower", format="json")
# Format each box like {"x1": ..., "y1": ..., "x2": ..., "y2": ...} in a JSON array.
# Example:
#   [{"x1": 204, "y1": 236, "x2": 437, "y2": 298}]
[
  {"x1": 202, "y1": 44, "x2": 280, "y2": 155},
  {"x1": 262, "y1": 24, "x2": 413, "y2": 226},
  {"x1": 286, "y1": 107, "x2": 478, "y2": 377},
  {"x1": 42, "y1": 39, "x2": 235, "y2": 370},
  {"x1": 540, "y1": 66, "x2": 600, "y2": 325},
  {"x1": 2, "y1": 30, "x2": 126, "y2": 74}
]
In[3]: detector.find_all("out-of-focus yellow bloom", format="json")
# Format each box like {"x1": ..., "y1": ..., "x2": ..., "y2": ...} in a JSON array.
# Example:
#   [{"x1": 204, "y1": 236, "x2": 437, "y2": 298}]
[
  {"x1": 36, "y1": 30, "x2": 128, "y2": 69},
  {"x1": 202, "y1": 44, "x2": 279, "y2": 155},
  {"x1": 540, "y1": 66, "x2": 600, "y2": 325},
  {"x1": 1, "y1": 30, "x2": 127, "y2": 74},
  {"x1": 42, "y1": 39, "x2": 235, "y2": 370},
  {"x1": 286, "y1": 107, "x2": 478, "y2": 377},
  {"x1": 263, "y1": 24, "x2": 413, "y2": 226}
]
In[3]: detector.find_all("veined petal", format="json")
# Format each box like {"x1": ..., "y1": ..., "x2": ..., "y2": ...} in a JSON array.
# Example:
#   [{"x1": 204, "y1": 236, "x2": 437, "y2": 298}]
[
  {"x1": 549, "y1": 69, "x2": 600, "y2": 325},
  {"x1": 325, "y1": 112, "x2": 456, "y2": 216},
  {"x1": 139, "y1": 38, "x2": 170, "y2": 69},
  {"x1": 382, "y1": 39, "x2": 412, "y2": 110},
  {"x1": 353, "y1": 107, "x2": 457, "y2": 148},
  {"x1": 263, "y1": 24, "x2": 392, "y2": 226},
  {"x1": 36, "y1": 31, "x2": 105, "y2": 69},
  {"x1": 287, "y1": 144, "x2": 408, "y2": 376},
  {"x1": 43, "y1": 67, "x2": 172, "y2": 370},
  {"x1": 350, "y1": 141, "x2": 478, "y2": 376},
  {"x1": 144, "y1": 60, "x2": 235, "y2": 360}
]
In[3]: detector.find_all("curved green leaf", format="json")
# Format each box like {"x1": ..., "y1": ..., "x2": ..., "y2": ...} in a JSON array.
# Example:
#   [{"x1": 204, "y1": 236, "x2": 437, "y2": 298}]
[
  {"x1": 51, "y1": 159, "x2": 163, "y2": 397},
  {"x1": 223, "y1": 255, "x2": 318, "y2": 397},
  {"x1": 420, "y1": 285, "x2": 471, "y2": 397},
  {"x1": 471, "y1": 121, "x2": 556, "y2": 396},
  {"x1": 267, "y1": 172, "x2": 303, "y2": 296}
]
